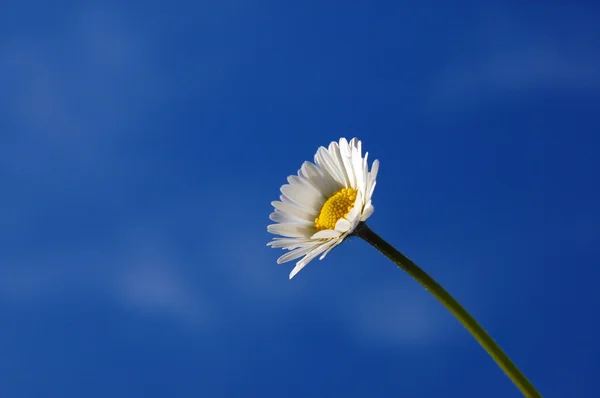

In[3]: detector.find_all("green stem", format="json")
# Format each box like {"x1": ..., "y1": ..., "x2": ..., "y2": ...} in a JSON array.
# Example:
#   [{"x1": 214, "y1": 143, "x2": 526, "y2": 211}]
[{"x1": 354, "y1": 223, "x2": 541, "y2": 398}]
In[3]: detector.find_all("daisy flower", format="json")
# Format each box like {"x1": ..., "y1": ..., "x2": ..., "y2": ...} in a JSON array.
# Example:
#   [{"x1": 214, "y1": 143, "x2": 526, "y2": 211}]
[
  {"x1": 265, "y1": 137, "x2": 540, "y2": 397},
  {"x1": 267, "y1": 137, "x2": 379, "y2": 279}
]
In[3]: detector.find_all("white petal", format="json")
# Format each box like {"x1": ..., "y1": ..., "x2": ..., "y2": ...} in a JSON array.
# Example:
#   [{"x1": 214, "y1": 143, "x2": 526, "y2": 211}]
[
  {"x1": 277, "y1": 245, "x2": 317, "y2": 264},
  {"x1": 287, "y1": 175, "x2": 325, "y2": 200},
  {"x1": 288, "y1": 264, "x2": 306, "y2": 280},
  {"x1": 267, "y1": 237, "x2": 311, "y2": 249},
  {"x1": 319, "y1": 240, "x2": 341, "y2": 260},
  {"x1": 345, "y1": 190, "x2": 363, "y2": 223},
  {"x1": 361, "y1": 152, "x2": 369, "y2": 194},
  {"x1": 367, "y1": 180, "x2": 377, "y2": 201},
  {"x1": 280, "y1": 194, "x2": 316, "y2": 215},
  {"x1": 271, "y1": 201, "x2": 315, "y2": 221},
  {"x1": 269, "y1": 210, "x2": 313, "y2": 225},
  {"x1": 349, "y1": 138, "x2": 362, "y2": 163},
  {"x1": 315, "y1": 146, "x2": 346, "y2": 186},
  {"x1": 370, "y1": 159, "x2": 379, "y2": 183},
  {"x1": 281, "y1": 184, "x2": 321, "y2": 214},
  {"x1": 360, "y1": 203, "x2": 374, "y2": 221},
  {"x1": 289, "y1": 243, "x2": 333, "y2": 279},
  {"x1": 334, "y1": 218, "x2": 352, "y2": 233},
  {"x1": 299, "y1": 161, "x2": 324, "y2": 181},
  {"x1": 311, "y1": 229, "x2": 342, "y2": 239},
  {"x1": 348, "y1": 147, "x2": 363, "y2": 192},
  {"x1": 365, "y1": 159, "x2": 378, "y2": 202},
  {"x1": 300, "y1": 161, "x2": 340, "y2": 198},
  {"x1": 268, "y1": 223, "x2": 314, "y2": 238},
  {"x1": 331, "y1": 139, "x2": 352, "y2": 188}
]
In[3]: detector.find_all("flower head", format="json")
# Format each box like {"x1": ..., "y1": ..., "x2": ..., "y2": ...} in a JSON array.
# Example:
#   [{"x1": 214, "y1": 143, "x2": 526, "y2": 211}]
[{"x1": 267, "y1": 138, "x2": 379, "y2": 278}]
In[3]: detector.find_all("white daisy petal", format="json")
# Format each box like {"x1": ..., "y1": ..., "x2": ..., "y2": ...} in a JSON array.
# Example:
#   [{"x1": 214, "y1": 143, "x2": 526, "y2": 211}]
[
  {"x1": 300, "y1": 161, "x2": 340, "y2": 198},
  {"x1": 319, "y1": 241, "x2": 340, "y2": 260},
  {"x1": 361, "y1": 203, "x2": 374, "y2": 221},
  {"x1": 361, "y1": 152, "x2": 369, "y2": 194},
  {"x1": 370, "y1": 159, "x2": 380, "y2": 185},
  {"x1": 271, "y1": 201, "x2": 315, "y2": 221},
  {"x1": 329, "y1": 139, "x2": 352, "y2": 187},
  {"x1": 288, "y1": 262, "x2": 306, "y2": 280},
  {"x1": 277, "y1": 245, "x2": 317, "y2": 264},
  {"x1": 344, "y1": 190, "x2": 363, "y2": 225},
  {"x1": 315, "y1": 146, "x2": 346, "y2": 186},
  {"x1": 334, "y1": 218, "x2": 352, "y2": 232},
  {"x1": 267, "y1": 237, "x2": 311, "y2": 249},
  {"x1": 353, "y1": 147, "x2": 366, "y2": 195},
  {"x1": 351, "y1": 138, "x2": 361, "y2": 154},
  {"x1": 267, "y1": 223, "x2": 314, "y2": 238},
  {"x1": 289, "y1": 243, "x2": 333, "y2": 279},
  {"x1": 268, "y1": 138, "x2": 379, "y2": 277},
  {"x1": 269, "y1": 210, "x2": 313, "y2": 225},
  {"x1": 299, "y1": 161, "x2": 324, "y2": 181},
  {"x1": 311, "y1": 229, "x2": 342, "y2": 239},
  {"x1": 365, "y1": 159, "x2": 378, "y2": 203},
  {"x1": 279, "y1": 194, "x2": 315, "y2": 215},
  {"x1": 281, "y1": 184, "x2": 321, "y2": 214},
  {"x1": 367, "y1": 180, "x2": 377, "y2": 201},
  {"x1": 338, "y1": 138, "x2": 356, "y2": 188},
  {"x1": 287, "y1": 175, "x2": 325, "y2": 200}
]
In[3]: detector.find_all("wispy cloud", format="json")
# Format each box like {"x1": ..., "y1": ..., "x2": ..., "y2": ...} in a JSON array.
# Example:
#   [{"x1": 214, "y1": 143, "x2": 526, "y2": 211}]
[
  {"x1": 348, "y1": 286, "x2": 450, "y2": 347},
  {"x1": 425, "y1": 12, "x2": 600, "y2": 114},
  {"x1": 0, "y1": 7, "x2": 207, "y2": 328},
  {"x1": 0, "y1": 6, "x2": 164, "y2": 178},
  {"x1": 0, "y1": 223, "x2": 212, "y2": 328},
  {"x1": 113, "y1": 251, "x2": 210, "y2": 327},
  {"x1": 429, "y1": 48, "x2": 600, "y2": 111}
]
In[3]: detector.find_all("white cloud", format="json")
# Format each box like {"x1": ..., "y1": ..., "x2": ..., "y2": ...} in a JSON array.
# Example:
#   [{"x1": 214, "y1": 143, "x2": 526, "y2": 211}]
[
  {"x1": 349, "y1": 286, "x2": 448, "y2": 347},
  {"x1": 114, "y1": 259, "x2": 209, "y2": 327},
  {"x1": 0, "y1": 6, "x2": 164, "y2": 179},
  {"x1": 0, "y1": 226, "x2": 212, "y2": 328},
  {"x1": 425, "y1": 13, "x2": 600, "y2": 114},
  {"x1": 430, "y1": 48, "x2": 600, "y2": 110},
  {"x1": 0, "y1": 6, "x2": 216, "y2": 330}
]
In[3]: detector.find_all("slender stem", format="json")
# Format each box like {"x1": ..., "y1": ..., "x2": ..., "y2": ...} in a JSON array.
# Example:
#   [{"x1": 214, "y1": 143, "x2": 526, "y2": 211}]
[{"x1": 354, "y1": 223, "x2": 541, "y2": 398}]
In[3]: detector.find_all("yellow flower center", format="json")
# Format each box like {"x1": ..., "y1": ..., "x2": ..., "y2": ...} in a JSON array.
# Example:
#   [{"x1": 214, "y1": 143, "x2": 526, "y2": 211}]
[{"x1": 314, "y1": 188, "x2": 357, "y2": 231}]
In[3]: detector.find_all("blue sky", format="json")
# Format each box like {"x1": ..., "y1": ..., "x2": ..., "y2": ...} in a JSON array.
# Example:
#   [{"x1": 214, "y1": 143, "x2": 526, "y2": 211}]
[{"x1": 1, "y1": 2, "x2": 599, "y2": 397}]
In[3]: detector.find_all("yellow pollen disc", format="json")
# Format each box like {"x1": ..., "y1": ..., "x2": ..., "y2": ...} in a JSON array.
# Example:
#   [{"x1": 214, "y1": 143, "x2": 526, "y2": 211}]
[{"x1": 314, "y1": 188, "x2": 358, "y2": 231}]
